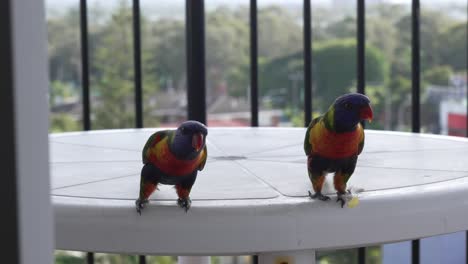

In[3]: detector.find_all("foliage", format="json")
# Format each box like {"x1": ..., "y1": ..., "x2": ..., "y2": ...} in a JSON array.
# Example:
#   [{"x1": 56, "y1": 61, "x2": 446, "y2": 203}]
[
  {"x1": 439, "y1": 22, "x2": 468, "y2": 71},
  {"x1": 147, "y1": 18, "x2": 186, "y2": 90},
  {"x1": 46, "y1": 2, "x2": 467, "y2": 131},
  {"x1": 47, "y1": 8, "x2": 81, "y2": 84},
  {"x1": 316, "y1": 39, "x2": 387, "y2": 108},
  {"x1": 262, "y1": 39, "x2": 388, "y2": 111},
  {"x1": 54, "y1": 249, "x2": 384, "y2": 264},
  {"x1": 91, "y1": 1, "x2": 136, "y2": 129},
  {"x1": 49, "y1": 80, "x2": 78, "y2": 106},
  {"x1": 423, "y1": 65, "x2": 454, "y2": 86},
  {"x1": 54, "y1": 252, "x2": 178, "y2": 264},
  {"x1": 317, "y1": 246, "x2": 381, "y2": 264},
  {"x1": 257, "y1": 6, "x2": 302, "y2": 59},
  {"x1": 54, "y1": 251, "x2": 85, "y2": 264},
  {"x1": 395, "y1": 10, "x2": 461, "y2": 72},
  {"x1": 50, "y1": 113, "x2": 80, "y2": 133},
  {"x1": 205, "y1": 7, "x2": 250, "y2": 98}
]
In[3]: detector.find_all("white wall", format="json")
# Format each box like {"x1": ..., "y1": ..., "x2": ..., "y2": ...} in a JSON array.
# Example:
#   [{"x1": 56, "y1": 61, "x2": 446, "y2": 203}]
[{"x1": 12, "y1": 0, "x2": 54, "y2": 263}]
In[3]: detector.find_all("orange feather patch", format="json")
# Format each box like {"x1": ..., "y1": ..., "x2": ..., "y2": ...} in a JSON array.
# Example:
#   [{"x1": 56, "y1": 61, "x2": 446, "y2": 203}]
[{"x1": 310, "y1": 121, "x2": 363, "y2": 159}]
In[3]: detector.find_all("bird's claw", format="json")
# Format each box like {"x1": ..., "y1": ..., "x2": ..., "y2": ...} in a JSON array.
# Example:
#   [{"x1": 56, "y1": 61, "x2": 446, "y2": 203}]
[
  {"x1": 135, "y1": 198, "x2": 149, "y2": 215},
  {"x1": 177, "y1": 197, "x2": 192, "y2": 212},
  {"x1": 308, "y1": 191, "x2": 331, "y2": 201},
  {"x1": 336, "y1": 194, "x2": 346, "y2": 208}
]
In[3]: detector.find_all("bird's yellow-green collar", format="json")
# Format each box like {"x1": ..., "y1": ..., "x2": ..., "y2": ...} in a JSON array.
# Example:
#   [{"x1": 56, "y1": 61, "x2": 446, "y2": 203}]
[{"x1": 323, "y1": 107, "x2": 335, "y2": 131}]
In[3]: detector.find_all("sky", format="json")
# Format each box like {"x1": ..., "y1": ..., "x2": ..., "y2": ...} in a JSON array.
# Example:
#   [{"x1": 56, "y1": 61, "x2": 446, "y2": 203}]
[
  {"x1": 45, "y1": 0, "x2": 467, "y2": 20},
  {"x1": 46, "y1": 0, "x2": 467, "y2": 10}
]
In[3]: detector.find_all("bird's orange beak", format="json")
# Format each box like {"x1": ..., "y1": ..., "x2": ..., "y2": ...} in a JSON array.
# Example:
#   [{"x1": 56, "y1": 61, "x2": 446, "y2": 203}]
[
  {"x1": 360, "y1": 104, "x2": 373, "y2": 123},
  {"x1": 192, "y1": 133, "x2": 204, "y2": 152}
]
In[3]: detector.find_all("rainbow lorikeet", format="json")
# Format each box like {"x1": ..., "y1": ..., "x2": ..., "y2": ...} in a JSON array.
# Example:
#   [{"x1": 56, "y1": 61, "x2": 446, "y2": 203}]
[
  {"x1": 304, "y1": 93, "x2": 373, "y2": 207},
  {"x1": 135, "y1": 121, "x2": 208, "y2": 214}
]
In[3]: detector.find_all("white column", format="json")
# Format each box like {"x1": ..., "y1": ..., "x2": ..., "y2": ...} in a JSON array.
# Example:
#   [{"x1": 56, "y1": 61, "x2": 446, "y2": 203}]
[
  {"x1": 11, "y1": 0, "x2": 54, "y2": 263},
  {"x1": 178, "y1": 256, "x2": 211, "y2": 264},
  {"x1": 259, "y1": 250, "x2": 316, "y2": 264}
]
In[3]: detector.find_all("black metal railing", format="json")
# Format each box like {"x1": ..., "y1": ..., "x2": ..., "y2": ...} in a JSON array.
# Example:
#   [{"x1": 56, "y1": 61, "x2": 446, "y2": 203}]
[
  {"x1": 356, "y1": 0, "x2": 366, "y2": 260},
  {"x1": 303, "y1": 0, "x2": 312, "y2": 127},
  {"x1": 412, "y1": 0, "x2": 421, "y2": 134},
  {"x1": 86, "y1": 252, "x2": 94, "y2": 264},
  {"x1": 411, "y1": 0, "x2": 421, "y2": 262},
  {"x1": 186, "y1": 0, "x2": 206, "y2": 124},
  {"x1": 250, "y1": 0, "x2": 259, "y2": 127},
  {"x1": 133, "y1": 0, "x2": 143, "y2": 129},
  {"x1": 79, "y1": 0, "x2": 90, "y2": 131},
  {"x1": 75, "y1": 0, "x2": 467, "y2": 264}
]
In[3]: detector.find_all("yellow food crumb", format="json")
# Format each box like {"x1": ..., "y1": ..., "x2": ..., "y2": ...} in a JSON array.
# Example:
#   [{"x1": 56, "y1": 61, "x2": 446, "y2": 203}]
[{"x1": 348, "y1": 197, "x2": 359, "y2": 208}]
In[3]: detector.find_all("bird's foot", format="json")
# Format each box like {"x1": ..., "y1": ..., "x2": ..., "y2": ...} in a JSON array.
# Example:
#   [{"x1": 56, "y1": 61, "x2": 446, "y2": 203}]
[
  {"x1": 308, "y1": 191, "x2": 331, "y2": 201},
  {"x1": 177, "y1": 197, "x2": 192, "y2": 212},
  {"x1": 336, "y1": 192, "x2": 347, "y2": 208},
  {"x1": 135, "y1": 198, "x2": 149, "y2": 215}
]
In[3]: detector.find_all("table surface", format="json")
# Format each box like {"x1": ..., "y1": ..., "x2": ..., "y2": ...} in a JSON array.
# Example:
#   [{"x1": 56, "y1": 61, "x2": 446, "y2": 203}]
[{"x1": 51, "y1": 128, "x2": 468, "y2": 255}]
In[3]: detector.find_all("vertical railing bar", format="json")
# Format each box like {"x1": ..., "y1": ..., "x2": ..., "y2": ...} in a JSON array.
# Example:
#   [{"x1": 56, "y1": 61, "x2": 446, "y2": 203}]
[
  {"x1": 466, "y1": 14, "x2": 468, "y2": 263},
  {"x1": 412, "y1": 240, "x2": 420, "y2": 264},
  {"x1": 466, "y1": 5, "x2": 468, "y2": 139},
  {"x1": 252, "y1": 255, "x2": 259, "y2": 264},
  {"x1": 86, "y1": 252, "x2": 94, "y2": 264},
  {"x1": 303, "y1": 0, "x2": 312, "y2": 127},
  {"x1": 357, "y1": 0, "x2": 365, "y2": 95},
  {"x1": 411, "y1": 0, "x2": 421, "y2": 260},
  {"x1": 185, "y1": 0, "x2": 206, "y2": 123},
  {"x1": 463, "y1": 1, "x2": 468, "y2": 261},
  {"x1": 357, "y1": 2, "x2": 367, "y2": 261},
  {"x1": 80, "y1": 0, "x2": 91, "y2": 131},
  {"x1": 465, "y1": 3, "x2": 468, "y2": 264},
  {"x1": 358, "y1": 247, "x2": 366, "y2": 264},
  {"x1": 466, "y1": 231, "x2": 468, "y2": 264},
  {"x1": 465, "y1": 230, "x2": 468, "y2": 264},
  {"x1": 139, "y1": 255, "x2": 147, "y2": 264},
  {"x1": 250, "y1": 0, "x2": 259, "y2": 127},
  {"x1": 411, "y1": 0, "x2": 420, "y2": 133},
  {"x1": 81, "y1": 0, "x2": 92, "y2": 259},
  {"x1": 133, "y1": 0, "x2": 143, "y2": 128},
  {"x1": 185, "y1": 0, "x2": 192, "y2": 116}
]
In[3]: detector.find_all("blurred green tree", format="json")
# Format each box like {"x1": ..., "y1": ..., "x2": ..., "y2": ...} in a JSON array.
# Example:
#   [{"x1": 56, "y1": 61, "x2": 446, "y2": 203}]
[
  {"x1": 91, "y1": 1, "x2": 160, "y2": 129},
  {"x1": 262, "y1": 39, "x2": 387, "y2": 111},
  {"x1": 423, "y1": 65, "x2": 454, "y2": 86},
  {"x1": 439, "y1": 22, "x2": 468, "y2": 72},
  {"x1": 46, "y1": 2, "x2": 467, "y2": 133}
]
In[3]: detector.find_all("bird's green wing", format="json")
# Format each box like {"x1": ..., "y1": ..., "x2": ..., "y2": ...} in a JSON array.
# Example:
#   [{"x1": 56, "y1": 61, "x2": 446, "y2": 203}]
[
  {"x1": 357, "y1": 123, "x2": 365, "y2": 155},
  {"x1": 142, "y1": 130, "x2": 170, "y2": 164},
  {"x1": 198, "y1": 145, "x2": 208, "y2": 171},
  {"x1": 304, "y1": 116, "x2": 321, "y2": 155}
]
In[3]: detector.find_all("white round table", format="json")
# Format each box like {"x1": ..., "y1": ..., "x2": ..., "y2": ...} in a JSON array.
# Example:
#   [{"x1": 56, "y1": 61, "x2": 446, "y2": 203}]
[{"x1": 51, "y1": 128, "x2": 468, "y2": 264}]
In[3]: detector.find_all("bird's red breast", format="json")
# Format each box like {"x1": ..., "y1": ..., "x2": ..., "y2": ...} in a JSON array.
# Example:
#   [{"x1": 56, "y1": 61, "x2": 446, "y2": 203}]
[
  {"x1": 310, "y1": 121, "x2": 363, "y2": 159},
  {"x1": 147, "y1": 137, "x2": 205, "y2": 176}
]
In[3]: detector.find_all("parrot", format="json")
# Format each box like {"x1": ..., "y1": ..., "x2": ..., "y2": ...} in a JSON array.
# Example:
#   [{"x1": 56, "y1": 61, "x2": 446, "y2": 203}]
[
  {"x1": 304, "y1": 93, "x2": 373, "y2": 208},
  {"x1": 135, "y1": 120, "x2": 208, "y2": 214}
]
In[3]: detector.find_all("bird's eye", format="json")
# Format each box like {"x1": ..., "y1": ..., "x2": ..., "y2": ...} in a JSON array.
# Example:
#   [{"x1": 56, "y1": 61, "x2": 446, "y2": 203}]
[
  {"x1": 180, "y1": 127, "x2": 186, "y2": 133},
  {"x1": 344, "y1": 103, "x2": 352, "y2": 110}
]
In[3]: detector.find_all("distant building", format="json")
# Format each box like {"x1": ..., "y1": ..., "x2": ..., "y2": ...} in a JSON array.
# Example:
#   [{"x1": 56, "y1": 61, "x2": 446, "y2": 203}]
[{"x1": 433, "y1": 73, "x2": 468, "y2": 137}]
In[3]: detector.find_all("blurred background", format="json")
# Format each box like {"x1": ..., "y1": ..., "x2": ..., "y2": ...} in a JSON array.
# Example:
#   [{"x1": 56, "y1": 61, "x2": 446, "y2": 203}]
[{"x1": 47, "y1": 0, "x2": 466, "y2": 263}]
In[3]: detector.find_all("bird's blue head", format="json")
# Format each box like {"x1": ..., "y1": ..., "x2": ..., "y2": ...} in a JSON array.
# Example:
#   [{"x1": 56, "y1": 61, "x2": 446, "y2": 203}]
[
  {"x1": 171, "y1": 120, "x2": 208, "y2": 159},
  {"x1": 326, "y1": 93, "x2": 373, "y2": 133}
]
